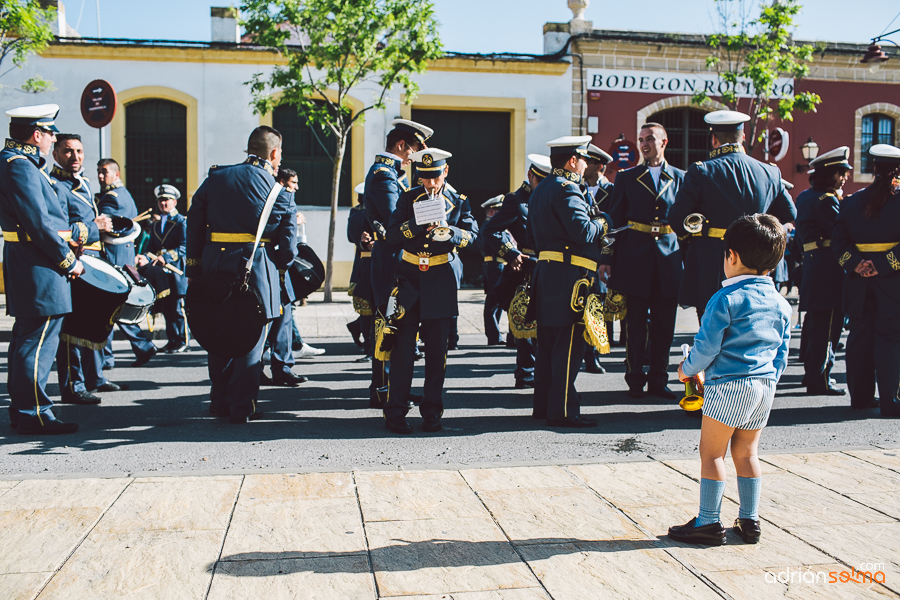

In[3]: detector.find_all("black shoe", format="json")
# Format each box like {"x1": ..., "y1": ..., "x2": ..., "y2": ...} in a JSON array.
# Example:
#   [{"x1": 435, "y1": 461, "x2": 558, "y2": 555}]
[
  {"x1": 18, "y1": 417, "x2": 79, "y2": 435},
  {"x1": 851, "y1": 399, "x2": 880, "y2": 410},
  {"x1": 733, "y1": 518, "x2": 761, "y2": 544},
  {"x1": 230, "y1": 411, "x2": 265, "y2": 424},
  {"x1": 272, "y1": 372, "x2": 309, "y2": 387},
  {"x1": 547, "y1": 415, "x2": 598, "y2": 428},
  {"x1": 209, "y1": 405, "x2": 229, "y2": 418},
  {"x1": 880, "y1": 397, "x2": 900, "y2": 417},
  {"x1": 448, "y1": 343, "x2": 458, "y2": 351},
  {"x1": 91, "y1": 381, "x2": 128, "y2": 393},
  {"x1": 415, "y1": 350, "x2": 425, "y2": 361},
  {"x1": 647, "y1": 385, "x2": 677, "y2": 400},
  {"x1": 260, "y1": 372, "x2": 274, "y2": 386},
  {"x1": 167, "y1": 343, "x2": 188, "y2": 354},
  {"x1": 667, "y1": 518, "x2": 726, "y2": 546},
  {"x1": 356, "y1": 355, "x2": 373, "y2": 363},
  {"x1": 385, "y1": 416, "x2": 412, "y2": 434},
  {"x1": 515, "y1": 379, "x2": 535, "y2": 389},
  {"x1": 422, "y1": 416, "x2": 442, "y2": 432},
  {"x1": 131, "y1": 347, "x2": 157, "y2": 368},
  {"x1": 627, "y1": 386, "x2": 645, "y2": 399},
  {"x1": 806, "y1": 384, "x2": 846, "y2": 396},
  {"x1": 584, "y1": 357, "x2": 606, "y2": 374},
  {"x1": 487, "y1": 339, "x2": 504, "y2": 346},
  {"x1": 347, "y1": 320, "x2": 364, "y2": 348},
  {"x1": 60, "y1": 390, "x2": 102, "y2": 405}
]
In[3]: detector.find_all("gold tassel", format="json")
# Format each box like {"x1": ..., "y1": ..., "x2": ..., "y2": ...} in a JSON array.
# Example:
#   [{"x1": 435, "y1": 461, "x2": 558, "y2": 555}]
[
  {"x1": 508, "y1": 286, "x2": 537, "y2": 339},
  {"x1": 374, "y1": 315, "x2": 391, "y2": 362},
  {"x1": 347, "y1": 282, "x2": 357, "y2": 296},
  {"x1": 59, "y1": 333, "x2": 108, "y2": 351},
  {"x1": 352, "y1": 296, "x2": 373, "y2": 316},
  {"x1": 583, "y1": 294, "x2": 611, "y2": 354},
  {"x1": 603, "y1": 289, "x2": 627, "y2": 321}
]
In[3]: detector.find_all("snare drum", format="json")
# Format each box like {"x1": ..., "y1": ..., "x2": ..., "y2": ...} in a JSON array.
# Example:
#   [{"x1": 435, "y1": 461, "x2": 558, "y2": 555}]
[
  {"x1": 60, "y1": 255, "x2": 131, "y2": 349},
  {"x1": 117, "y1": 281, "x2": 157, "y2": 324}
]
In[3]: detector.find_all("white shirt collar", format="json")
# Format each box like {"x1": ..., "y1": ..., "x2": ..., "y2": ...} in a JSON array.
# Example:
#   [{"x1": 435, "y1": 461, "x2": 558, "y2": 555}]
[{"x1": 722, "y1": 274, "x2": 765, "y2": 288}]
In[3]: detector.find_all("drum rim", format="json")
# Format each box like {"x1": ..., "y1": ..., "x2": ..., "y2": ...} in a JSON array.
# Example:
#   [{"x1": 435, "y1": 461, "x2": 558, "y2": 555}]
[{"x1": 80, "y1": 255, "x2": 130, "y2": 291}]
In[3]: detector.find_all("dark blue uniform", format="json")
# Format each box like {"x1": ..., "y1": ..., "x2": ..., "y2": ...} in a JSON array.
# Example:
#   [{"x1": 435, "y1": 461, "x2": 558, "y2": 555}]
[
  {"x1": 669, "y1": 145, "x2": 797, "y2": 314},
  {"x1": 794, "y1": 188, "x2": 845, "y2": 391},
  {"x1": 146, "y1": 211, "x2": 188, "y2": 348},
  {"x1": 585, "y1": 178, "x2": 616, "y2": 361},
  {"x1": 364, "y1": 153, "x2": 410, "y2": 405},
  {"x1": 382, "y1": 185, "x2": 476, "y2": 420},
  {"x1": 0, "y1": 139, "x2": 77, "y2": 427},
  {"x1": 529, "y1": 168, "x2": 605, "y2": 421},
  {"x1": 51, "y1": 165, "x2": 108, "y2": 396},
  {"x1": 481, "y1": 182, "x2": 537, "y2": 385},
  {"x1": 603, "y1": 162, "x2": 684, "y2": 391},
  {"x1": 97, "y1": 181, "x2": 157, "y2": 365},
  {"x1": 347, "y1": 202, "x2": 374, "y2": 356},
  {"x1": 266, "y1": 248, "x2": 298, "y2": 381},
  {"x1": 832, "y1": 185, "x2": 900, "y2": 415},
  {"x1": 474, "y1": 214, "x2": 505, "y2": 345},
  {"x1": 186, "y1": 157, "x2": 297, "y2": 419}
]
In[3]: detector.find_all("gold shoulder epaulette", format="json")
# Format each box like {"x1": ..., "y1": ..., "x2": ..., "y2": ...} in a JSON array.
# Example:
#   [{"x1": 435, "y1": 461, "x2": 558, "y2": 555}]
[
  {"x1": 693, "y1": 161, "x2": 703, "y2": 167},
  {"x1": 460, "y1": 194, "x2": 467, "y2": 200},
  {"x1": 818, "y1": 192, "x2": 834, "y2": 201},
  {"x1": 6, "y1": 155, "x2": 27, "y2": 163},
  {"x1": 107, "y1": 191, "x2": 118, "y2": 197}
]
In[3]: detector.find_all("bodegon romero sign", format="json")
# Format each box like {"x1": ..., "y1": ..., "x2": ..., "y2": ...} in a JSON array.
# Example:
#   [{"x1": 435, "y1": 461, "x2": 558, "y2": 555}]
[{"x1": 587, "y1": 68, "x2": 794, "y2": 99}]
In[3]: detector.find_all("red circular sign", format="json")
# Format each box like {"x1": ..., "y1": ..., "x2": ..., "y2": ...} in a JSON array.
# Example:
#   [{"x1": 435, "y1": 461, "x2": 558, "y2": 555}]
[{"x1": 80, "y1": 80, "x2": 117, "y2": 129}]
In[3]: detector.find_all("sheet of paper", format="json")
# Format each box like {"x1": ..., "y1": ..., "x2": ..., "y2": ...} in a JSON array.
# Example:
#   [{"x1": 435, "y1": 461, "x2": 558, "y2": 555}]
[{"x1": 413, "y1": 196, "x2": 447, "y2": 225}]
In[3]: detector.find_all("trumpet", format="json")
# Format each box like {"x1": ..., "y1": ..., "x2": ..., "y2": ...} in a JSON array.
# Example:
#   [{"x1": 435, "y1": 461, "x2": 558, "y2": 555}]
[
  {"x1": 683, "y1": 213, "x2": 706, "y2": 235},
  {"x1": 425, "y1": 189, "x2": 453, "y2": 241}
]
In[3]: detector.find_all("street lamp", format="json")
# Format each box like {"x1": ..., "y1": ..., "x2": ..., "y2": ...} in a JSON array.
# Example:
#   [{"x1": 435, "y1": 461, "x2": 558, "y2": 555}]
[
  {"x1": 861, "y1": 28, "x2": 899, "y2": 74},
  {"x1": 797, "y1": 137, "x2": 819, "y2": 172}
]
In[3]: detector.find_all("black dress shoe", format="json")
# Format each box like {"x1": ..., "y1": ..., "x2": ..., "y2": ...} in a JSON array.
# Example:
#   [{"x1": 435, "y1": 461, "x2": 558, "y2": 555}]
[
  {"x1": 92, "y1": 381, "x2": 128, "y2": 393},
  {"x1": 547, "y1": 415, "x2": 598, "y2": 428},
  {"x1": 515, "y1": 379, "x2": 535, "y2": 389},
  {"x1": 667, "y1": 517, "x2": 726, "y2": 546},
  {"x1": 60, "y1": 390, "x2": 102, "y2": 405},
  {"x1": 806, "y1": 384, "x2": 846, "y2": 396},
  {"x1": 422, "y1": 416, "x2": 442, "y2": 432},
  {"x1": 385, "y1": 416, "x2": 412, "y2": 434},
  {"x1": 272, "y1": 372, "x2": 309, "y2": 387},
  {"x1": 851, "y1": 399, "x2": 880, "y2": 410},
  {"x1": 627, "y1": 386, "x2": 645, "y2": 399},
  {"x1": 131, "y1": 346, "x2": 157, "y2": 368},
  {"x1": 260, "y1": 372, "x2": 274, "y2": 386},
  {"x1": 647, "y1": 385, "x2": 677, "y2": 400},
  {"x1": 585, "y1": 357, "x2": 606, "y2": 374},
  {"x1": 733, "y1": 518, "x2": 761, "y2": 544},
  {"x1": 347, "y1": 320, "x2": 364, "y2": 347},
  {"x1": 18, "y1": 417, "x2": 79, "y2": 435},
  {"x1": 230, "y1": 411, "x2": 265, "y2": 424}
]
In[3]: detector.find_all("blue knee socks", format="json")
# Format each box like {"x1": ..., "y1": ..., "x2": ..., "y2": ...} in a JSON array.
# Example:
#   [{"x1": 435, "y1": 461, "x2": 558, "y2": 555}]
[
  {"x1": 696, "y1": 478, "x2": 726, "y2": 526},
  {"x1": 737, "y1": 476, "x2": 761, "y2": 520}
]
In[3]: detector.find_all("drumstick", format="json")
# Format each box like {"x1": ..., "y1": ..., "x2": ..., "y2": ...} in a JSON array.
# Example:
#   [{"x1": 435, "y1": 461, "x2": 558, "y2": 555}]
[
  {"x1": 133, "y1": 209, "x2": 154, "y2": 223},
  {"x1": 146, "y1": 252, "x2": 185, "y2": 276}
]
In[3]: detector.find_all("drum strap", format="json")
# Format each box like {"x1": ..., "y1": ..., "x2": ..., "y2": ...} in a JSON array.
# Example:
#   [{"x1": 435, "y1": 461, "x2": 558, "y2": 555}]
[{"x1": 243, "y1": 182, "x2": 284, "y2": 286}]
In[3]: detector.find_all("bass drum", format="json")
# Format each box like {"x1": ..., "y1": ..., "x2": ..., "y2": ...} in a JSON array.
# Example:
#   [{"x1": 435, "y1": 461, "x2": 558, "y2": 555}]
[
  {"x1": 137, "y1": 263, "x2": 171, "y2": 314},
  {"x1": 289, "y1": 242, "x2": 325, "y2": 301},
  {"x1": 116, "y1": 280, "x2": 157, "y2": 325},
  {"x1": 60, "y1": 255, "x2": 131, "y2": 349}
]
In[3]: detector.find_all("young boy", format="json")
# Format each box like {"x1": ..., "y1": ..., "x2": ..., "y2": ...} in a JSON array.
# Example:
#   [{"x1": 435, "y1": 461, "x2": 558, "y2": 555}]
[{"x1": 669, "y1": 214, "x2": 791, "y2": 546}]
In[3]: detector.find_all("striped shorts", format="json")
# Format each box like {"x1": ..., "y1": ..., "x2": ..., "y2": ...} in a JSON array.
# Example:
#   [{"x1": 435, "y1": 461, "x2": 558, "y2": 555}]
[{"x1": 703, "y1": 377, "x2": 776, "y2": 430}]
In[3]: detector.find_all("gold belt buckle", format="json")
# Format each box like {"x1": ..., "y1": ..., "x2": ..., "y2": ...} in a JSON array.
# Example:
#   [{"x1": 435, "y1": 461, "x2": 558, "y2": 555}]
[{"x1": 418, "y1": 252, "x2": 431, "y2": 272}]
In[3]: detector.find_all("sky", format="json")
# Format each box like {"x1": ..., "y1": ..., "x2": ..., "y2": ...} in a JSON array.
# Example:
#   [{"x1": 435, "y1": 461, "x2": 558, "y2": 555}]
[{"x1": 67, "y1": 0, "x2": 900, "y2": 52}]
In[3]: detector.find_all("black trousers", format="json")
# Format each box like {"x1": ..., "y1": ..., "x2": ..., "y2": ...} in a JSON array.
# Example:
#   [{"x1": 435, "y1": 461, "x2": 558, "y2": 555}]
[
  {"x1": 846, "y1": 290, "x2": 900, "y2": 411},
  {"x1": 516, "y1": 337, "x2": 536, "y2": 383},
  {"x1": 484, "y1": 289, "x2": 502, "y2": 344},
  {"x1": 624, "y1": 283, "x2": 678, "y2": 390},
  {"x1": 208, "y1": 324, "x2": 267, "y2": 419},
  {"x1": 358, "y1": 314, "x2": 374, "y2": 356},
  {"x1": 383, "y1": 301, "x2": 452, "y2": 419},
  {"x1": 801, "y1": 308, "x2": 843, "y2": 389},
  {"x1": 534, "y1": 323, "x2": 586, "y2": 420}
]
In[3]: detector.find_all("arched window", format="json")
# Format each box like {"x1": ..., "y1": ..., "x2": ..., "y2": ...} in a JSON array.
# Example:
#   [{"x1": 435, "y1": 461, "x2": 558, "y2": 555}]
[
  {"x1": 861, "y1": 113, "x2": 895, "y2": 173},
  {"x1": 125, "y1": 99, "x2": 187, "y2": 214},
  {"x1": 274, "y1": 104, "x2": 353, "y2": 207},
  {"x1": 647, "y1": 107, "x2": 709, "y2": 171}
]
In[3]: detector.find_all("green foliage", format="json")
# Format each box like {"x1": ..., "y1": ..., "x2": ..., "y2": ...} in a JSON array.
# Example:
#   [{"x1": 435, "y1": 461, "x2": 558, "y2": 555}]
[
  {"x1": 691, "y1": 0, "x2": 822, "y2": 151},
  {"x1": 0, "y1": 0, "x2": 55, "y2": 92},
  {"x1": 241, "y1": 0, "x2": 443, "y2": 138}
]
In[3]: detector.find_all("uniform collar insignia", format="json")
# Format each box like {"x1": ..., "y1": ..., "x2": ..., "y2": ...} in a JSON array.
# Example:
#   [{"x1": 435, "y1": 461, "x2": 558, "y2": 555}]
[
  {"x1": 4, "y1": 138, "x2": 39, "y2": 155},
  {"x1": 102, "y1": 180, "x2": 124, "y2": 194},
  {"x1": 51, "y1": 164, "x2": 75, "y2": 181},
  {"x1": 708, "y1": 144, "x2": 745, "y2": 159},
  {"x1": 552, "y1": 168, "x2": 582, "y2": 184},
  {"x1": 244, "y1": 155, "x2": 276, "y2": 176},
  {"x1": 520, "y1": 181, "x2": 532, "y2": 193}
]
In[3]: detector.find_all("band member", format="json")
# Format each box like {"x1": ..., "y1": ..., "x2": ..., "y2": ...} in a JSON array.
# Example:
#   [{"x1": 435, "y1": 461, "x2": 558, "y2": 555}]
[
  {"x1": 793, "y1": 147, "x2": 851, "y2": 396},
  {"x1": 481, "y1": 155, "x2": 551, "y2": 388},
  {"x1": 669, "y1": 111, "x2": 796, "y2": 317},
  {"x1": 364, "y1": 118, "x2": 432, "y2": 408},
  {"x1": 600, "y1": 123, "x2": 685, "y2": 399},
  {"x1": 51, "y1": 133, "x2": 119, "y2": 405},
  {"x1": 832, "y1": 144, "x2": 900, "y2": 417},
  {"x1": 136, "y1": 184, "x2": 188, "y2": 353},
  {"x1": 382, "y1": 148, "x2": 477, "y2": 434},
  {"x1": 1, "y1": 104, "x2": 84, "y2": 434},
  {"x1": 96, "y1": 158, "x2": 159, "y2": 367},
  {"x1": 348, "y1": 182, "x2": 375, "y2": 360},
  {"x1": 185, "y1": 126, "x2": 297, "y2": 423},
  {"x1": 477, "y1": 195, "x2": 506, "y2": 346},
  {"x1": 529, "y1": 136, "x2": 606, "y2": 428},
  {"x1": 584, "y1": 144, "x2": 619, "y2": 353}
]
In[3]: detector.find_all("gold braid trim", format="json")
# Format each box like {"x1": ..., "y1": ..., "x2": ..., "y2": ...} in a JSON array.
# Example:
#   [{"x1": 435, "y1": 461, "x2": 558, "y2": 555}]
[
  {"x1": 59, "y1": 333, "x2": 108, "y2": 351},
  {"x1": 186, "y1": 258, "x2": 201, "y2": 267},
  {"x1": 347, "y1": 282, "x2": 357, "y2": 296},
  {"x1": 353, "y1": 296, "x2": 373, "y2": 316},
  {"x1": 508, "y1": 285, "x2": 537, "y2": 339},
  {"x1": 603, "y1": 289, "x2": 627, "y2": 321},
  {"x1": 838, "y1": 252, "x2": 851, "y2": 267},
  {"x1": 401, "y1": 221, "x2": 413, "y2": 239},
  {"x1": 59, "y1": 250, "x2": 76, "y2": 270},
  {"x1": 582, "y1": 294, "x2": 611, "y2": 354}
]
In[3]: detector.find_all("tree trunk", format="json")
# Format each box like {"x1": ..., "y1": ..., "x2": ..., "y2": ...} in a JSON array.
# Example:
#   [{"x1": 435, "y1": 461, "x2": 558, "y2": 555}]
[{"x1": 323, "y1": 134, "x2": 347, "y2": 302}]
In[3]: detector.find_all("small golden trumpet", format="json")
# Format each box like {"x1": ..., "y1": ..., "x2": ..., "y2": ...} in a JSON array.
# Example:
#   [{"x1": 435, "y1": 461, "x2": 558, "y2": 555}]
[{"x1": 683, "y1": 213, "x2": 706, "y2": 235}]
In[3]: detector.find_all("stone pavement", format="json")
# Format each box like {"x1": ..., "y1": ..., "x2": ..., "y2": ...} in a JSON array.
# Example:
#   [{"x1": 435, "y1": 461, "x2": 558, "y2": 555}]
[{"x1": 2, "y1": 447, "x2": 899, "y2": 599}]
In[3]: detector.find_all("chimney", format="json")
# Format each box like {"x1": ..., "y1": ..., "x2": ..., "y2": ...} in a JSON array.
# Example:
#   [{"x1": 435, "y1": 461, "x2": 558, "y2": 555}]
[{"x1": 211, "y1": 7, "x2": 240, "y2": 43}]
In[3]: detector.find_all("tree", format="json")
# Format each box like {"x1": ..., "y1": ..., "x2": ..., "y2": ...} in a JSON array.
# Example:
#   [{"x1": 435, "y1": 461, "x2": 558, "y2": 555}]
[
  {"x1": 0, "y1": 0, "x2": 55, "y2": 93},
  {"x1": 692, "y1": 0, "x2": 821, "y2": 152},
  {"x1": 241, "y1": 0, "x2": 443, "y2": 302}
]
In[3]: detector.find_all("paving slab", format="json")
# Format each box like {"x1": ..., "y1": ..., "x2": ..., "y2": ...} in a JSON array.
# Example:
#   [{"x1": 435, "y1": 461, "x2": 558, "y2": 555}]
[
  {"x1": 703, "y1": 565, "x2": 898, "y2": 599},
  {"x1": 0, "y1": 508, "x2": 102, "y2": 574},
  {"x1": 207, "y1": 555, "x2": 376, "y2": 600},
  {"x1": 460, "y1": 466, "x2": 577, "y2": 492},
  {"x1": 843, "y1": 449, "x2": 900, "y2": 473},
  {"x1": 0, "y1": 572, "x2": 53, "y2": 600},
  {"x1": 400, "y1": 590, "x2": 550, "y2": 600},
  {"x1": 0, "y1": 478, "x2": 127, "y2": 511},
  {"x1": 762, "y1": 452, "x2": 900, "y2": 494},
  {"x1": 366, "y1": 516, "x2": 537, "y2": 597},
  {"x1": 356, "y1": 470, "x2": 488, "y2": 522},
  {"x1": 662, "y1": 457, "x2": 785, "y2": 479},
  {"x1": 569, "y1": 461, "x2": 700, "y2": 506},
  {"x1": 239, "y1": 472, "x2": 356, "y2": 500},
  {"x1": 845, "y1": 492, "x2": 900, "y2": 518},
  {"x1": 36, "y1": 529, "x2": 224, "y2": 600}
]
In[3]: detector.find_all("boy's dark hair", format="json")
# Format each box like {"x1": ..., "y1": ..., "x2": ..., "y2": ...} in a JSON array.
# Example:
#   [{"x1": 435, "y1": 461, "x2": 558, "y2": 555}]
[
  {"x1": 808, "y1": 163, "x2": 848, "y2": 192},
  {"x1": 723, "y1": 214, "x2": 786, "y2": 274},
  {"x1": 247, "y1": 125, "x2": 282, "y2": 158},
  {"x1": 97, "y1": 158, "x2": 120, "y2": 171},
  {"x1": 277, "y1": 168, "x2": 297, "y2": 184},
  {"x1": 550, "y1": 153, "x2": 575, "y2": 169},
  {"x1": 9, "y1": 123, "x2": 39, "y2": 141},
  {"x1": 55, "y1": 133, "x2": 82, "y2": 150},
  {"x1": 386, "y1": 128, "x2": 420, "y2": 152}
]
